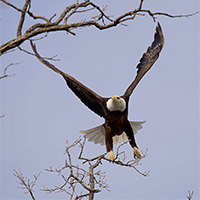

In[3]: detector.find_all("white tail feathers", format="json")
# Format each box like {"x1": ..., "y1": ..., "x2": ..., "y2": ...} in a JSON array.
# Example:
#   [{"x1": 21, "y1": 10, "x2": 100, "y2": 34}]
[
  {"x1": 79, "y1": 121, "x2": 146, "y2": 146},
  {"x1": 79, "y1": 124, "x2": 106, "y2": 145}
]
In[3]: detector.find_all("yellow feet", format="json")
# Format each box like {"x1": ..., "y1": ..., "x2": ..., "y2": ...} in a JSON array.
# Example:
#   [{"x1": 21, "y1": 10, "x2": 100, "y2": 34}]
[
  {"x1": 133, "y1": 147, "x2": 141, "y2": 159},
  {"x1": 109, "y1": 150, "x2": 114, "y2": 161}
]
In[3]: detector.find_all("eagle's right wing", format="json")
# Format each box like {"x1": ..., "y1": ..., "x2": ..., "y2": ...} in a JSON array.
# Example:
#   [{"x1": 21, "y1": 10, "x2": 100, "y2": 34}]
[{"x1": 30, "y1": 41, "x2": 106, "y2": 118}]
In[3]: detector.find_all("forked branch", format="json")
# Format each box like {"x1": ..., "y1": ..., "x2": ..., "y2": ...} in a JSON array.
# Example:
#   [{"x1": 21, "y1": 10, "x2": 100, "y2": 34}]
[
  {"x1": 43, "y1": 136, "x2": 148, "y2": 200},
  {"x1": 0, "y1": 62, "x2": 22, "y2": 79},
  {"x1": 1, "y1": 0, "x2": 199, "y2": 55},
  {"x1": 13, "y1": 168, "x2": 41, "y2": 200},
  {"x1": 186, "y1": 191, "x2": 194, "y2": 200}
]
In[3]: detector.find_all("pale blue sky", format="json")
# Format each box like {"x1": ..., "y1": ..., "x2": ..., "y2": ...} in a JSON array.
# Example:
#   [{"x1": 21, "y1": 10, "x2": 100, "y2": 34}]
[{"x1": 0, "y1": 1, "x2": 199, "y2": 199}]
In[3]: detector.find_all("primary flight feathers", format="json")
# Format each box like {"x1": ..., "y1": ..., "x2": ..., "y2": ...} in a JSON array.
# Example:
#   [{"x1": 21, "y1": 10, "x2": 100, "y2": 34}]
[{"x1": 30, "y1": 22, "x2": 164, "y2": 160}]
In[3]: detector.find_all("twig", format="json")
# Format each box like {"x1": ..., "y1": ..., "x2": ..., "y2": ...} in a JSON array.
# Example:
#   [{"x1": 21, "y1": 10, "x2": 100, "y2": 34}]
[
  {"x1": 140, "y1": 10, "x2": 200, "y2": 22},
  {"x1": 43, "y1": 137, "x2": 102, "y2": 199},
  {"x1": 18, "y1": 45, "x2": 60, "y2": 61},
  {"x1": 186, "y1": 190, "x2": 194, "y2": 200},
  {"x1": 0, "y1": 113, "x2": 6, "y2": 118},
  {"x1": 0, "y1": 61, "x2": 22, "y2": 79},
  {"x1": 0, "y1": 0, "x2": 22, "y2": 12},
  {"x1": 13, "y1": 168, "x2": 41, "y2": 200},
  {"x1": 0, "y1": 0, "x2": 50, "y2": 22},
  {"x1": 17, "y1": 0, "x2": 30, "y2": 37},
  {"x1": 30, "y1": 33, "x2": 48, "y2": 41}
]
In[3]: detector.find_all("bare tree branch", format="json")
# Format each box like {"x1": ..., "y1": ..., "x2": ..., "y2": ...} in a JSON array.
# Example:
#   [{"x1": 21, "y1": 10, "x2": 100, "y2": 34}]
[
  {"x1": 14, "y1": 137, "x2": 193, "y2": 199},
  {"x1": 18, "y1": 45, "x2": 60, "y2": 61},
  {"x1": 0, "y1": 0, "x2": 199, "y2": 55},
  {"x1": 0, "y1": 0, "x2": 50, "y2": 22},
  {"x1": 0, "y1": 62, "x2": 22, "y2": 79},
  {"x1": 13, "y1": 168, "x2": 41, "y2": 200},
  {"x1": 17, "y1": 0, "x2": 31, "y2": 37},
  {"x1": 140, "y1": 9, "x2": 200, "y2": 22},
  {"x1": 186, "y1": 191, "x2": 194, "y2": 200},
  {"x1": 0, "y1": 60, "x2": 22, "y2": 118},
  {"x1": 42, "y1": 136, "x2": 148, "y2": 199},
  {"x1": 79, "y1": 137, "x2": 150, "y2": 177},
  {"x1": 1, "y1": 0, "x2": 22, "y2": 12},
  {"x1": 43, "y1": 137, "x2": 102, "y2": 199},
  {"x1": 0, "y1": 113, "x2": 6, "y2": 118}
]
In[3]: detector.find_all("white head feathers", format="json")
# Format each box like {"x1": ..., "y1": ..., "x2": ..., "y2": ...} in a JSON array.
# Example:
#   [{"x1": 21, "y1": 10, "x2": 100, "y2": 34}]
[{"x1": 106, "y1": 96, "x2": 126, "y2": 112}]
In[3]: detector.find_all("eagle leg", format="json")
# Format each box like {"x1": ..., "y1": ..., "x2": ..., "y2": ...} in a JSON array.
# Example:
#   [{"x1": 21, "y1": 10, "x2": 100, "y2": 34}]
[
  {"x1": 109, "y1": 150, "x2": 114, "y2": 161},
  {"x1": 133, "y1": 147, "x2": 141, "y2": 159},
  {"x1": 105, "y1": 124, "x2": 115, "y2": 160},
  {"x1": 123, "y1": 121, "x2": 141, "y2": 159}
]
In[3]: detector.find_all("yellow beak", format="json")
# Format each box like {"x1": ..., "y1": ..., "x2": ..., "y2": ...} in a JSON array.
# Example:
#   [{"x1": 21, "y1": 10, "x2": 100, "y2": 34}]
[{"x1": 112, "y1": 96, "x2": 117, "y2": 101}]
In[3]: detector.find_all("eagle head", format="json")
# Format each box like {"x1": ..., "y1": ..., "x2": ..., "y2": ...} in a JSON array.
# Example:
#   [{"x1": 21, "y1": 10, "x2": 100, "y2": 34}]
[{"x1": 106, "y1": 96, "x2": 126, "y2": 112}]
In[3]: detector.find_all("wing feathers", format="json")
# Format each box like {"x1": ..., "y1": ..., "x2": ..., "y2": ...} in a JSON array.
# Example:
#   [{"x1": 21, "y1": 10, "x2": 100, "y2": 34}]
[
  {"x1": 30, "y1": 22, "x2": 164, "y2": 118},
  {"x1": 123, "y1": 22, "x2": 164, "y2": 99},
  {"x1": 30, "y1": 41, "x2": 105, "y2": 117},
  {"x1": 63, "y1": 75, "x2": 105, "y2": 117}
]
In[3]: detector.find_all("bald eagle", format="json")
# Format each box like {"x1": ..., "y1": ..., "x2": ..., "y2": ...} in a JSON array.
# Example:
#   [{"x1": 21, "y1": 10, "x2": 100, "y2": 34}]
[{"x1": 30, "y1": 22, "x2": 164, "y2": 160}]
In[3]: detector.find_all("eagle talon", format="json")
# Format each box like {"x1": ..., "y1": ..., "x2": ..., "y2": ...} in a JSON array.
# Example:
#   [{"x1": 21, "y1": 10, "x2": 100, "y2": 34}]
[
  {"x1": 109, "y1": 150, "x2": 114, "y2": 161},
  {"x1": 133, "y1": 147, "x2": 141, "y2": 159}
]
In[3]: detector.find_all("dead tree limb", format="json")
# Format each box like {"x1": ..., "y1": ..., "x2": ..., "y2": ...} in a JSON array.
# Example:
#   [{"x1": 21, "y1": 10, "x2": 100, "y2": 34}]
[
  {"x1": 186, "y1": 191, "x2": 194, "y2": 200},
  {"x1": 43, "y1": 136, "x2": 147, "y2": 200},
  {"x1": 0, "y1": 62, "x2": 22, "y2": 79},
  {"x1": 13, "y1": 169, "x2": 41, "y2": 200},
  {"x1": 1, "y1": 0, "x2": 199, "y2": 55},
  {"x1": 14, "y1": 138, "x2": 193, "y2": 200}
]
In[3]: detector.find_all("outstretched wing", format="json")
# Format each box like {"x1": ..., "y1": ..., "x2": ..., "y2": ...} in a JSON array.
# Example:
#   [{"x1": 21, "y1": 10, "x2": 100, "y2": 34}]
[
  {"x1": 123, "y1": 22, "x2": 164, "y2": 100},
  {"x1": 30, "y1": 41, "x2": 106, "y2": 118},
  {"x1": 63, "y1": 75, "x2": 106, "y2": 117}
]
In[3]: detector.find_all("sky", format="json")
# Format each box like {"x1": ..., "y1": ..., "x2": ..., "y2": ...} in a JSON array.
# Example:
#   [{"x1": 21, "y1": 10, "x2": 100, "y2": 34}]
[{"x1": 0, "y1": 0, "x2": 199, "y2": 200}]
